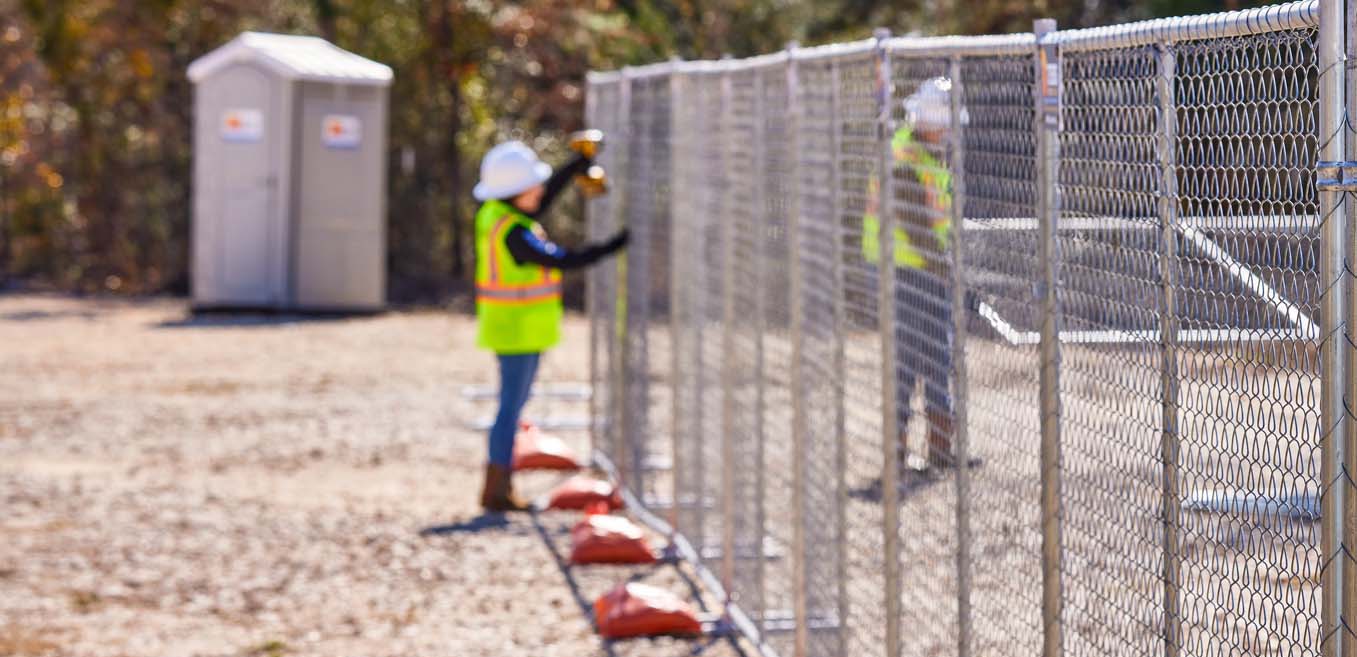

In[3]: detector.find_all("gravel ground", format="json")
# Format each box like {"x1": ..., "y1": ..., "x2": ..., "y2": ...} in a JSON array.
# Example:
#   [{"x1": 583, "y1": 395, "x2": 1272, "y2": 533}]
[{"x1": 0, "y1": 294, "x2": 742, "y2": 657}]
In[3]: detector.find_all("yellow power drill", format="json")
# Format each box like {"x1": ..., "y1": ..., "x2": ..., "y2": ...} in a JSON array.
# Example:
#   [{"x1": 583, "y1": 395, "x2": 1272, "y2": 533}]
[{"x1": 568, "y1": 130, "x2": 608, "y2": 198}]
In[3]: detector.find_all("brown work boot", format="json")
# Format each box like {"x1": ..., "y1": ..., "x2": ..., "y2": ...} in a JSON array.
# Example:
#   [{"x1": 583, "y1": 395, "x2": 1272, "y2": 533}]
[
  {"x1": 481, "y1": 464, "x2": 531, "y2": 512},
  {"x1": 926, "y1": 411, "x2": 982, "y2": 470},
  {"x1": 898, "y1": 435, "x2": 931, "y2": 474}
]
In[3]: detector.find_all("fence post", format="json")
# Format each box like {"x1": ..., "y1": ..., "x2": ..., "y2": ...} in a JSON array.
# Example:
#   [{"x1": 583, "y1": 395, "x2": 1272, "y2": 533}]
[
  {"x1": 829, "y1": 56, "x2": 851, "y2": 657},
  {"x1": 1343, "y1": 0, "x2": 1357, "y2": 648},
  {"x1": 947, "y1": 53, "x2": 974, "y2": 657},
  {"x1": 751, "y1": 60, "x2": 769, "y2": 636},
  {"x1": 613, "y1": 70, "x2": 634, "y2": 489},
  {"x1": 1153, "y1": 40, "x2": 1182, "y2": 657},
  {"x1": 873, "y1": 27, "x2": 903, "y2": 657},
  {"x1": 719, "y1": 57, "x2": 739, "y2": 607},
  {"x1": 1032, "y1": 19, "x2": 1064, "y2": 657},
  {"x1": 585, "y1": 76, "x2": 599, "y2": 467},
  {"x1": 624, "y1": 70, "x2": 652, "y2": 500},
  {"x1": 785, "y1": 42, "x2": 810, "y2": 657},
  {"x1": 1319, "y1": 0, "x2": 1352, "y2": 653},
  {"x1": 668, "y1": 59, "x2": 685, "y2": 536}
]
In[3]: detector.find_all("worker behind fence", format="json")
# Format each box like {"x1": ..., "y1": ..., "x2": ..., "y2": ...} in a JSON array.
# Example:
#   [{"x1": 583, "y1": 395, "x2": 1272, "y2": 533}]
[
  {"x1": 864, "y1": 77, "x2": 980, "y2": 473},
  {"x1": 473, "y1": 140, "x2": 628, "y2": 512}
]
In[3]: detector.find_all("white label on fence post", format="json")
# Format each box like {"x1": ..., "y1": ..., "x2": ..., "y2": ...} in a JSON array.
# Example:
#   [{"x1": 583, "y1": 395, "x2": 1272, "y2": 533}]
[
  {"x1": 220, "y1": 109, "x2": 263, "y2": 143},
  {"x1": 321, "y1": 115, "x2": 362, "y2": 149}
]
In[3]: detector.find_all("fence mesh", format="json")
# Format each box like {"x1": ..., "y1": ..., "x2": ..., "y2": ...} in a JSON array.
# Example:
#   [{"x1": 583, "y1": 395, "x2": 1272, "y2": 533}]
[
  {"x1": 955, "y1": 50, "x2": 1045, "y2": 657},
  {"x1": 585, "y1": 3, "x2": 1335, "y2": 656}
]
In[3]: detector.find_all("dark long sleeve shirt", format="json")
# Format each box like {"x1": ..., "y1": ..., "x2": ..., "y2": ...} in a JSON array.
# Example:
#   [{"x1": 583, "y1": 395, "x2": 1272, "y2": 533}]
[
  {"x1": 503, "y1": 153, "x2": 626, "y2": 269},
  {"x1": 504, "y1": 224, "x2": 626, "y2": 270},
  {"x1": 528, "y1": 154, "x2": 592, "y2": 219}
]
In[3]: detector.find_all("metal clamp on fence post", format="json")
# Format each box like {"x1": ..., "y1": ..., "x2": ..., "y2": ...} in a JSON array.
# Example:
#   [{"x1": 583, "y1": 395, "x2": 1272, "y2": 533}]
[
  {"x1": 1032, "y1": 18, "x2": 1065, "y2": 657},
  {"x1": 872, "y1": 27, "x2": 904, "y2": 657},
  {"x1": 1316, "y1": 161, "x2": 1357, "y2": 192}
]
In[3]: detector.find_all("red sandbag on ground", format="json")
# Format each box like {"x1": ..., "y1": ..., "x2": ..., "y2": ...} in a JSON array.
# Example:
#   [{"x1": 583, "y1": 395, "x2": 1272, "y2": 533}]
[
  {"x1": 511, "y1": 422, "x2": 582, "y2": 471},
  {"x1": 546, "y1": 476, "x2": 624, "y2": 511},
  {"x1": 570, "y1": 514, "x2": 658, "y2": 565},
  {"x1": 594, "y1": 582, "x2": 702, "y2": 639}
]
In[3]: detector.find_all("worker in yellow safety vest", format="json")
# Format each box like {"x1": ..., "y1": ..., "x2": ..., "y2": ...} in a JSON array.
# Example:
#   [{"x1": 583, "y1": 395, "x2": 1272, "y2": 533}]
[
  {"x1": 864, "y1": 76, "x2": 979, "y2": 473},
  {"x1": 473, "y1": 141, "x2": 628, "y2": 512}
]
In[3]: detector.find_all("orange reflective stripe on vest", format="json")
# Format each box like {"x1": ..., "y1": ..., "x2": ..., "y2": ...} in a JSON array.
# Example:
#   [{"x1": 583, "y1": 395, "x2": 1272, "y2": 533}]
[
  {"x1": 486, "y1": 216, "x2": 514, "y2": 283},
  {"x1": 475, "y1": 280, "x2": 563, "y2": 304},
  {"x1": 478, "y1": 215, "x2": 563, "y2": 306}
]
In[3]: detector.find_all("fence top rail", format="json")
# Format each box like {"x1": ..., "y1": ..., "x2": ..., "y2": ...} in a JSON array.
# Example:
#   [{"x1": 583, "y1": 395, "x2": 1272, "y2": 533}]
[
  {"x1": 1046, "y1": 0, "x2": 1317, "y2": 51},
  {"x1": 587, "y1": 41, "x2": 879, "y2": 84},
  {"x1": 585, "y1": 0, "x2": 1319, "y2": 82},
  {"x1": 884, "y1": 32, "x2": 1035, "y2": 57}
]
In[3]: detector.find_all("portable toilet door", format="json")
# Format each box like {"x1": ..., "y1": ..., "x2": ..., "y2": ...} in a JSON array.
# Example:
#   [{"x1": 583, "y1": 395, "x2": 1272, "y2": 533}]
[
  {"x1": 190, "y1": 62, "x2": 292, "y2": 308},
  {"x1": 292, "y1": 82, "x2": 387, "y2": 311}
]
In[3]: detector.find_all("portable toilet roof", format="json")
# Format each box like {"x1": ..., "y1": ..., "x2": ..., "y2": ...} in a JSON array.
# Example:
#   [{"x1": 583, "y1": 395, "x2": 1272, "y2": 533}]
[{"x1": 188, "y1": 31, "x2": 393, "y2": 87}]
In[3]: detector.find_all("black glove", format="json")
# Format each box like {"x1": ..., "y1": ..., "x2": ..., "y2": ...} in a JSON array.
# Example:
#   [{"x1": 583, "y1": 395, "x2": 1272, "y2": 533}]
[
  {"x1": 570, "y1": 152, "x2": 596, "y2": 170},
  {"x1": 606, "y1": 228, "x2": 630, "y2": 251}
]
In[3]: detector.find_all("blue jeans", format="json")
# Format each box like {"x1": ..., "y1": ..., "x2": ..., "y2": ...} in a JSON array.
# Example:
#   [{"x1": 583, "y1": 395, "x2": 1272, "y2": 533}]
[
  {"x1": 489, "y1": 353, "x2": 541, "y2": 466},
  {"x1": 895, "y1": 267, "x2": 953, "y2": 428}
]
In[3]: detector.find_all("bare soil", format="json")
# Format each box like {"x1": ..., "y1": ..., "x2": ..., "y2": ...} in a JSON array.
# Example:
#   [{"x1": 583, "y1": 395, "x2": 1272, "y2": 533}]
[{"x1": 0, "y1": 294, "x2": 739, "y2": 657}]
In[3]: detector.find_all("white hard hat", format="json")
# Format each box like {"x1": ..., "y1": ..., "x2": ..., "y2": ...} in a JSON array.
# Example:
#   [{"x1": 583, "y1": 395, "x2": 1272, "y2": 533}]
[
  {"x1": 473, "y1": 141, "x2": 553, "y2": 201},
  {"x1": 903, "y1": 77, "x2": 966, "y2": 133}
]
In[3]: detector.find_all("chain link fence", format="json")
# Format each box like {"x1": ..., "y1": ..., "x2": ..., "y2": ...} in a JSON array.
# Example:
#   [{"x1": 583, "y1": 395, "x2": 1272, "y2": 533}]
[{"x1": 584, "y1": 1, "x2": 1357, "y2": 655}]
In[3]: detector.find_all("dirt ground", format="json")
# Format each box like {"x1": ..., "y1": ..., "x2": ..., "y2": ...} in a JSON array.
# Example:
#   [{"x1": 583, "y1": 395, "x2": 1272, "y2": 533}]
[{"x1": 0, "y1": 294, "x2": 741, "y2": 657}]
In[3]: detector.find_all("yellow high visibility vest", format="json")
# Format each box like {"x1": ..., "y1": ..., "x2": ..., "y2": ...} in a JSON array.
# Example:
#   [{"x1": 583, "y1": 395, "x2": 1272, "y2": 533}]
[
  {"x1": 475, "y1": 199, "x2": 564, "y2": 354},
  {"x1": 863, "y1": 126, "x2": 952, "y2": 269}
]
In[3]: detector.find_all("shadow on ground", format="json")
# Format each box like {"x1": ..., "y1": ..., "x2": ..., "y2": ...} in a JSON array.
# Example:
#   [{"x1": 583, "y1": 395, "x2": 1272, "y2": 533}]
[
  {"x1": 0, "y1": 309, "x2": 99, "y2": 322},
  {"x1": 419, "y1": 514, "x2": 512, "y2": 536},
  {"x1": 153, "y1": 311, "x2": 371, "y2": 329}
]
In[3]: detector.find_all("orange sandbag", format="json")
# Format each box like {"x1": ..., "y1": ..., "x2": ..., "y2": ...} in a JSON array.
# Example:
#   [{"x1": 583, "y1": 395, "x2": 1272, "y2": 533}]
[
  {"x1": 547, "y1": 476, "x2": 624, "y2": 511},
  {"x1": 570, "y1": 514, "x2": 658, "y2": 565},
  {"x1": 594, "y1": 582, "x2": 702, "y2": 639},
  {"x1": 512, "y1": 422, "x2": 582, "y2": 471}
]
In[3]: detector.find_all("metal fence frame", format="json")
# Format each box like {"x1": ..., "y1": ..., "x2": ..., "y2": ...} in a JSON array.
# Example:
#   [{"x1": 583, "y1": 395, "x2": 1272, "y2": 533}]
[{"x1": 585, "y1": 1, "x2": 1357, "y2": 655}]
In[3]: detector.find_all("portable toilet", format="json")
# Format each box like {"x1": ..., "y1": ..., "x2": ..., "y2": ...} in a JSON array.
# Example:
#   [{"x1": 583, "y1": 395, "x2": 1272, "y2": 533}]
[{"x1": 188, "y1": 32, "x2": 392, "y2": 311}]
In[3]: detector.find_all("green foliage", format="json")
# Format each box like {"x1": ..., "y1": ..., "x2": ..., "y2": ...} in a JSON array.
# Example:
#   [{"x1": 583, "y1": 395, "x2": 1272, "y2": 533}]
[{"x1": 0, "y1": 0, "x2": 1276, "y2": 299}]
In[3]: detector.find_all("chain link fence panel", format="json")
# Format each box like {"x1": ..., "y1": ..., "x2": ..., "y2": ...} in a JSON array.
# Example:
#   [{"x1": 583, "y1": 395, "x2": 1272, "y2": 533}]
[{"x1": 584, "y1": 2, "x2": 1342, "y2": 656}]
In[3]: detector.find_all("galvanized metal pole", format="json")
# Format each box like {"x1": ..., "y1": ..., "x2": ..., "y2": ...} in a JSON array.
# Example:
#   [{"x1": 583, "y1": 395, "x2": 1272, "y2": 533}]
[
  {"x1": 947, "y1": 54, "x2": 974, "y2": 657},
  {"x1": 874, "y1": 28, "x2": 903, "y2": 657},
  {"x1": 626, "y1": 72, "x2": 651, "y2": 499},
  {"x1": 829, "y1": 57, "x2": 852, "y2": 657},
  {"x1": 751, "y1": 64, "x2": 769, "y2": 636},
  {"x1": 1320, "y1": 0, "x2": 1352, "y2": 654},
  {"x1": 1343, "y1": 0, "x2": 1357, "y2": 650},
  {"x1": 613, "y1": 71, "x2": 634, "y2": 488},
  {"x1": 785, "y1": 43, "x2": 811, "y2": 657},
  {"x1": 586, "y1": 79, "x2": 600, "y2": 464},
  {"x1": 1032, "y1": 19, "x2": 1065, "y2": 657},
  {"x1": 669, "y1": 61, "x2": 686, "y2": 535},
  {"x1": 693, "y1": 68, "x2": 709, "y2": 569},
  {"x1": 719, "y1": 60, "x2": 739, "y2": 603},
  {"x1": 1154, "y1": 40, "x2": 1182, "y2": 657}
]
